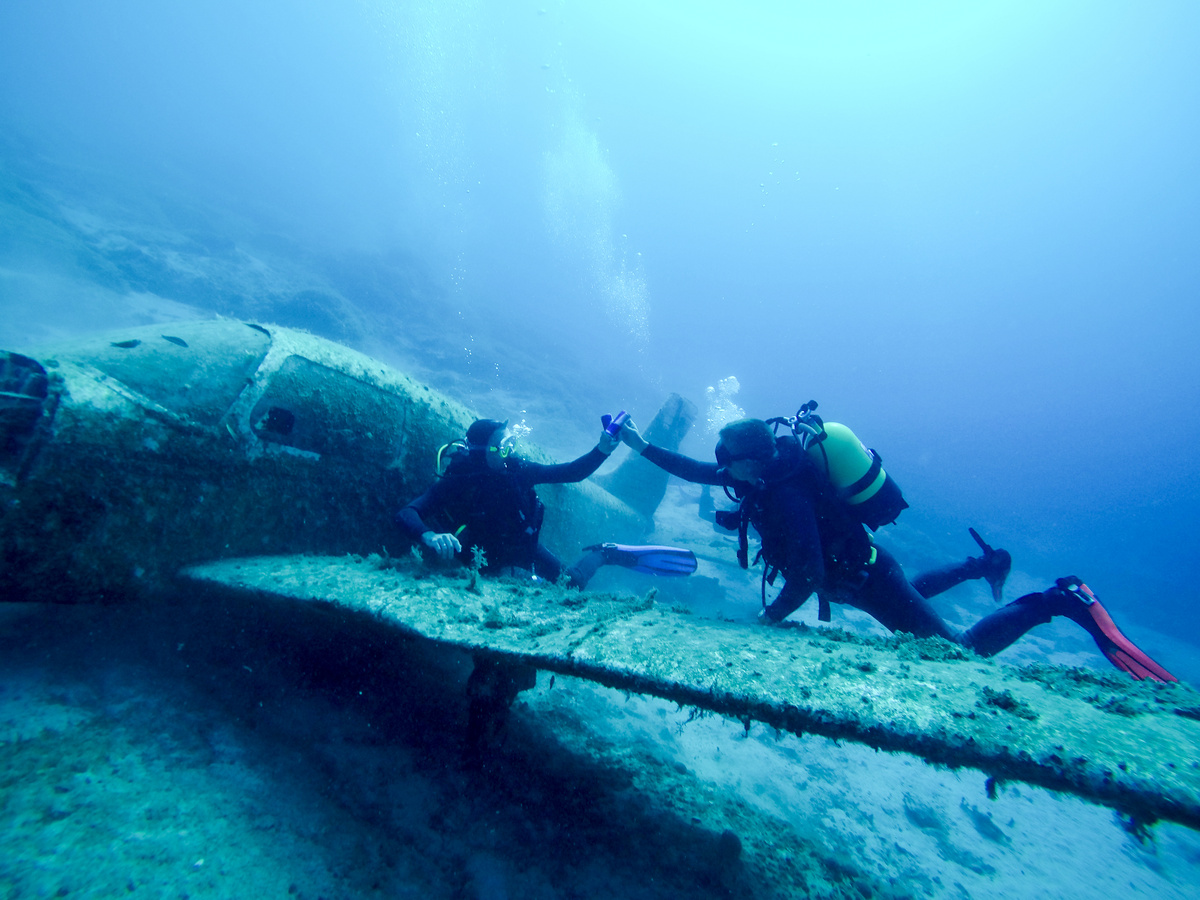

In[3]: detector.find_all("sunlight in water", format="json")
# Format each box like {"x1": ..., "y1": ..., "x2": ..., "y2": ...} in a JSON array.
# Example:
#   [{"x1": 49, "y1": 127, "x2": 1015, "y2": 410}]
[{"x1": 543, "y1": 107, "x2": 649, "y2": 348}]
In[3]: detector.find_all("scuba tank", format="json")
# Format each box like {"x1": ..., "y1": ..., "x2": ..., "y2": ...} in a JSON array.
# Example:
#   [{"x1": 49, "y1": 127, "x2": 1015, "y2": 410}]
[{"x1": 767, "y1": 401, "x2": 908, "y2": 530}]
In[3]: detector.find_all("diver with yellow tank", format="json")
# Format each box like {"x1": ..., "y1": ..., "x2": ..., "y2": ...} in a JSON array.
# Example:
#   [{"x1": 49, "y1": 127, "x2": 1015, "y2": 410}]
[
  {"x1": 617, "y1": 404, "x2": 1175, "y2": 683},
  {"x1": 769, "y1": 402, "x2": 1011, "y2": 605}
]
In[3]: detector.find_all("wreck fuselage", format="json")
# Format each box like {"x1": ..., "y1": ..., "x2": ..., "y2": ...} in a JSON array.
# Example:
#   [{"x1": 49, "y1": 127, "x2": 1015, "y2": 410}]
[{"x1": 0, "y1": 320, "x2": 642, "y2": 603}]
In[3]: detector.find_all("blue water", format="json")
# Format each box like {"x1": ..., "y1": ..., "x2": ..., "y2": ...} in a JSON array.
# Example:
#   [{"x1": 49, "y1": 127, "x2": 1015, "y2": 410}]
[
  {"x1": 3, "y1": 0, "x2": 1198, "y2": 652},
  {"x1": 2, "y1": 2, "x2": 1200, "y2": 892},
  {"x1": 4, "y1": 0, "x2": 1198, "y2": 654}
]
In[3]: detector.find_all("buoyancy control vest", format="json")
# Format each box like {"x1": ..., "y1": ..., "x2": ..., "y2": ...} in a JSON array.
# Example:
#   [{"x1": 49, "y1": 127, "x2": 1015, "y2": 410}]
[
  {"x1": 434, "y1": 455, "x2": 546, "y2": 571},
  {"x1": 720, "y1": 433, "x2": 875, "y2": 620},
  {"x1": 766, "y1": 401, "x2": 908, "y2": 531}
]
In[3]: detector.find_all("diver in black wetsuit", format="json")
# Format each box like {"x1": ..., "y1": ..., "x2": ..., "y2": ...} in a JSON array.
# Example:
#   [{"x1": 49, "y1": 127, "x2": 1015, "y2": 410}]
[
  {"x1": 398, "y1": 416, "x2": 615, "y2": 757},
  {"x1": 396, "y1": 417, "x2": 696, "y2": 589},
  {"x1": 396, "y1": 416, "x2": 696, "y2": 757},
  {"x1": 700, "y1": 485, "x2": 1013, "y2": 602},
  {"x1": 396, "y1": 418, "x2": 615, "y2": 587},
  {"x1": 619, "y1": 416, "x2": 1176, "y2": 683}
]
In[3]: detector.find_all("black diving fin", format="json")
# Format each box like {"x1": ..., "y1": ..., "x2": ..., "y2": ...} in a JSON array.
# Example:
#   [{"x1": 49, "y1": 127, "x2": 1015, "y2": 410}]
[
  {"x1": 969, "y1": 527, "x2": 1012, "y2": 602},
  {"x1": 584, "y1": 543, "x2": 698, "y2": 576}
]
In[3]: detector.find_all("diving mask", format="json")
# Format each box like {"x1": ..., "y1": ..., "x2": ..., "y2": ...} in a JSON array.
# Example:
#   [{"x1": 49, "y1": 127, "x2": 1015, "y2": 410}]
[{"x1": 491, "y1": 431, "x2": 518, "y2": 459}]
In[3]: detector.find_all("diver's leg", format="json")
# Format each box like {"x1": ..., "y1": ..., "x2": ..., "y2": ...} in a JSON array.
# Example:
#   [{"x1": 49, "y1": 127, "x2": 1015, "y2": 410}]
[
  {"x1": 959, "y1": 593, "x2": 1054, "y2": 656},
  {"x1": 911, "y1": 543, "x2": 1011, "y2": 601},
  {"x1": 533, "y1": 545, "x2": 569, "y2": 584},
  {"x1": 564, "y1": 547, "x2": 606, "y2": 589},
  {"x1": 910, "y1": 561, "x2": 978, "y2": 598},
  {"x1": 960, "y1": 577, "x2": 1176, "y2": 682},
  {"x1": 849, "y1": 547, "x2": 958, "y2": 641},
  {"x1": 907, "y1": 561, "x2": 993, "y2": 595},
  {"x1": 465, "y1": 655, "x2": 539, "y2": 759},
  {"x1": 538, "y1": 543, "x2": 615, "y2": 590}
]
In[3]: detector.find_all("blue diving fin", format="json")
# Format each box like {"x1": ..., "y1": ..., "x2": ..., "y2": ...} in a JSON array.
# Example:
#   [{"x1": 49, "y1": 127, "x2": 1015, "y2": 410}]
[{"x1": 584, "y1": 543, "x2": 698, "y2": 576}]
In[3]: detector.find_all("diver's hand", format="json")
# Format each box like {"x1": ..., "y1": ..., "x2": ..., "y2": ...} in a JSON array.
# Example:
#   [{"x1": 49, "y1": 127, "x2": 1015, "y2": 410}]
[
  {"x1": 598, "y1": 425, "x2": 619, "y2": 455},
  {"x1": 598, "y1": 410, "x2": 628, "y2": 455},
  {"x1": 619, "y1": 419, "x2": 649, "y2": 454},
  {"x1": 422, "y1": 531, "x2": 461, "y2": 560}
]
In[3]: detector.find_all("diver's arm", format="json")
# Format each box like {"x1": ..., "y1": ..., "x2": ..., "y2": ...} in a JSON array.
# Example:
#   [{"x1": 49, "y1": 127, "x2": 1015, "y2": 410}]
[
  {"x1": 395, "y1": 482, "x2": 462, "y2": 559},
  {"x1": 641, "y1": 445, "x2": 724, "y2": 486},
  {"x1": 618, "y1": 418, "x2": 650, "y2": 454},
  {"x1": 521, "y1": 446, "x2": 610, "y2": 485},
  {"x1": 616, "y1": 417, "x2": 723, "y2": 485},
  {"x1": 761, "y1": 483, "x2": 826, "y2": 622},
  {"x1": 520, "y1": 420, "x2": 618, "y2": 485},
  {"x1": 395, "y1": 501, "x2": 433, "y2": 539}
]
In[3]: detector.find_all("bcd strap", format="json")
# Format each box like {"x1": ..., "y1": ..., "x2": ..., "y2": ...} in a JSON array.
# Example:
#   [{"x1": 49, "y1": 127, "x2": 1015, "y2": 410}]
[
  {"x1": 736, "y1": 503, "x2": 750, "y2": 569},
  {"x1": 818, "y1": 594, "x2": 831, "y2": 622},
  {"x1": 759, "y1": 557, "x2": 775, "y2": 610},
  {"x1": 842, "y1": 449, "x2": 883, "y2": 501}
]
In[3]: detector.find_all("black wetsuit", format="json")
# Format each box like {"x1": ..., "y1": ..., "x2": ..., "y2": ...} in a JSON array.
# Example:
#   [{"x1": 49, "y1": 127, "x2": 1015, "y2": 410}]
[
  {"x1": 395, "y1": 447, "x2": 608, "y2": 581},
  {"x1": 642, "y1": 437, "x2": 1052, "y2": 653}
]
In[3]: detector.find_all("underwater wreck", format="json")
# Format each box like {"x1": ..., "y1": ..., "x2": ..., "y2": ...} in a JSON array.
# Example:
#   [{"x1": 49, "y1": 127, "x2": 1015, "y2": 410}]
[
  {"x1": 0, "y1": 319, "x2": 649, "y2": 604},
  {"x1": 4, "y1": 319, "x2": 1200, "y2": 833},
  {"x1": 183, "y1": 554, "x2": 1200, "y2": 832}
]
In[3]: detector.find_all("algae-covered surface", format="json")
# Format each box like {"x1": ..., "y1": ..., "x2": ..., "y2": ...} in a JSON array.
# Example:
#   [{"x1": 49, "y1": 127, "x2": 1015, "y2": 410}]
[
  {"x1": 8, "y1": 589, "x2": 1199, "y2": 900},
  {"x1": 1, "y1": 320, "x2": 643, "y2": 605},
  {"x1": 0, "y1": 597, "x2": 856, "y2": 899},
  {"x1": 182, "y1": 554, "x2": 1200, "y2": 830}
]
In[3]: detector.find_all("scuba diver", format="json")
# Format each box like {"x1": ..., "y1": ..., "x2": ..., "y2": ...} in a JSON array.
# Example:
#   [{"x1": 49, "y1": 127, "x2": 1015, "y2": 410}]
[
  {"x1": 617, "y1": 415, "x2": 1175, "y2": 683},
  {"x1": 395, "y1": 416, "x2": 697, "y2": 588},
  {"x1": 700, "y1": 486, "x2": 1012, "y2": 602},
  {"x1": 397, "y1": 414, "x2": 698, "y2": 759}
]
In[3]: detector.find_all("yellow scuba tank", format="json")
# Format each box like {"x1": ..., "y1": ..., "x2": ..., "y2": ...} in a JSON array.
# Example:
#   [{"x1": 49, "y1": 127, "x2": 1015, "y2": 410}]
[
  {"x1": 810, "y1": 422, "x2": 886, "y2": 506},
  {"x1": 772, "y1": 402, "x2": 908, "y2": 530}
]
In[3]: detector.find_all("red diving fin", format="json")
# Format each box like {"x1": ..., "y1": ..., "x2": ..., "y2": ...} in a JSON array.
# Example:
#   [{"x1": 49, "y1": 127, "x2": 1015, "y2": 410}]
[{"x1": 1059, "y1": 579, "x2": 1177, "y2": 683}]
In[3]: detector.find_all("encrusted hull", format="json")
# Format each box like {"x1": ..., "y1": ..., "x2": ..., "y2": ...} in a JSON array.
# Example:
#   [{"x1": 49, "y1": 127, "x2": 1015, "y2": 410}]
[
  {"x1": 185, "y1": 554, "x2": 1200, "y2": 831},
  {"x1": 0, "y1": 320, "x2": 641, "y2": 603}
]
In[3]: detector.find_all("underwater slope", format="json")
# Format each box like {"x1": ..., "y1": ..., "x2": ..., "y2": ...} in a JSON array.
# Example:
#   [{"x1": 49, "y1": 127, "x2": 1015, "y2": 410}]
[{"x1": 183, "y1": 554, "x2": 1200, "y2": 832}]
